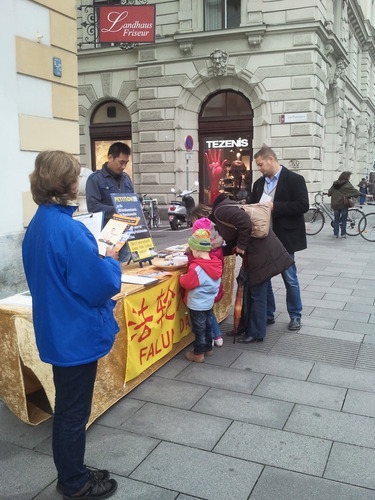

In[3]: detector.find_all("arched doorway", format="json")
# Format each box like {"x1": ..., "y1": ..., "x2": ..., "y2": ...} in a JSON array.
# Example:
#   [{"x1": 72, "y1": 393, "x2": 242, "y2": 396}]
[
  {"x1": 89, "y1": 100, "x2": 132, "y2": 179},
  {"x1": 198, "y1": 90, "x2": 253, "y2": 205}
]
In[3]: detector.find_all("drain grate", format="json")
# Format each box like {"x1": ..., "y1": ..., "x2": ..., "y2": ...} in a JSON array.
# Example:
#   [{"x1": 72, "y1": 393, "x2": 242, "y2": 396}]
[
  {"x1": 270, "y1": 333, "x2": 361, "y2": 368},
  {"x1": 355, "y1": 343, "x2": 375, "y2": 371}
]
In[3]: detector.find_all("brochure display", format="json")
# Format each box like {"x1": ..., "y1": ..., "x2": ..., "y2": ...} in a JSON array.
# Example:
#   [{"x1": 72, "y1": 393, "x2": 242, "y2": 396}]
[{"x1": 110, "y1": 193, "x2": 157, "y2": 263}]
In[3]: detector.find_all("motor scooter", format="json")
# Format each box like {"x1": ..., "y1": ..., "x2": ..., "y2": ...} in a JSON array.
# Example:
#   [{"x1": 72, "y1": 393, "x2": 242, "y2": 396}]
[{"x1": 168, "y1": 187, "x2": 197, "y2": 230}]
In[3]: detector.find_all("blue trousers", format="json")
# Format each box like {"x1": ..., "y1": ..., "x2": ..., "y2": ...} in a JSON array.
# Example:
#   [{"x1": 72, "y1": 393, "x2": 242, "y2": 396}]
[
  {"x1": 52, "y1": 361, "x2": 97, "y2": 495},
  {"x1": 334, "y1": 208, "x2": 348, "y2": 236},
  {"x1": 189, "y1": 309, "x2": 213, "y2": 355},
  {"x1": 211, "y1": 310, "x2": 221, "y2": 339},
  {"x1": 267, "y1": 254, "x2": 302, "y2": 321},
  {"x1": 247, "y1": 281, "x2": 268, "y2": 339}
]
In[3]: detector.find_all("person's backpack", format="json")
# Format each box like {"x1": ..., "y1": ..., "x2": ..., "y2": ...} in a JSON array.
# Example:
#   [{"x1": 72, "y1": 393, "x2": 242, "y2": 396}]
[{"x1": 214, "y1": 202, "x2": 271, "y2": 239}]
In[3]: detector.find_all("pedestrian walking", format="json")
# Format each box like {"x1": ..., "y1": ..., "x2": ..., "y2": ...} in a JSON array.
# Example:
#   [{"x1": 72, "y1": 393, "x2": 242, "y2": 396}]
[{"x1": 328, "y1": 171, "x2": 361, "y2": 238}]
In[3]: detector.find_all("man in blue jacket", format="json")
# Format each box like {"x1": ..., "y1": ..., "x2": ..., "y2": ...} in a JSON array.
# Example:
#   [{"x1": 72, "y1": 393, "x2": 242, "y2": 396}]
[
  {"x1": 86, "y1": 142, "x2": 133, "y2": 224},
  {"x1": 23, "y1": 150, "x2": 121, "y2": 500},
  {"x1": 251, "y1": 146, "x2": 309, "y2": 331}
]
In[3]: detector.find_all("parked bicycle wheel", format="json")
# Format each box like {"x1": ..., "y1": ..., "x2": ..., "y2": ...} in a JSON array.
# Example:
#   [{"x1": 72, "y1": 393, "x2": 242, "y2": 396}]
[
  {"x1": 359, "y1": 213, "x2": 375, "y2": 242},
  {"x1": 305, "y1": 208, "x2": 324, "y2": 235},
  {"x1": 346, "y1": 208, "x2": 365, "y2": 236},
  {"x1": 152, "y1": 207, "x2": 161, "y2": 228}
]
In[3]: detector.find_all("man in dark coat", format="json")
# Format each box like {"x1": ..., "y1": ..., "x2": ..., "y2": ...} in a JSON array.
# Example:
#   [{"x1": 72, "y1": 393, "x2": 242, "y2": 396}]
[{"x1": 250, "y1": 146, "x2": 309, "y2": 331}]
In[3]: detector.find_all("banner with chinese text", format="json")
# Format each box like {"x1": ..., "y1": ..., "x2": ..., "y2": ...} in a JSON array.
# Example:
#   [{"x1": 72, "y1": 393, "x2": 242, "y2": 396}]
[{"x1": 124, "y1": 274, "x2": 191, "y2": 382}]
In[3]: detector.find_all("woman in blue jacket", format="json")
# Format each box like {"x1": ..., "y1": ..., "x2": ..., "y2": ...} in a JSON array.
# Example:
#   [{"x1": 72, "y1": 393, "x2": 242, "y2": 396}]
[{"x1": 22, "y1": 151, "x2": 121, "y2": 500}]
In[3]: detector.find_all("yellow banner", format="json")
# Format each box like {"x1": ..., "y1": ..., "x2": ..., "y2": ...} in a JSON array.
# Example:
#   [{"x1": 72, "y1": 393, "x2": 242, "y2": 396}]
[{"x1": 124, "y1": 274, "x2": 191, "y2": 382}]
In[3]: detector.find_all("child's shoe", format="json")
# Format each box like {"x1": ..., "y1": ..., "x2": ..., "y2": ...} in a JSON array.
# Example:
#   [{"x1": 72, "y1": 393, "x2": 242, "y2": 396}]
[
  {"x1": 185, "y1": 351, "x2": 205, "y2": 363},
  {"x1": 214, "y1": 336, "x2": 223, "y2": 347}
]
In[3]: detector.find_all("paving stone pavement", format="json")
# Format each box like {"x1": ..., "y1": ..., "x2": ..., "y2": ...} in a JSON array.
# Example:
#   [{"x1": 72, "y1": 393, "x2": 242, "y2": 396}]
[{"x1": 1, "y1": 220, "x2": 375, "y2": 499}]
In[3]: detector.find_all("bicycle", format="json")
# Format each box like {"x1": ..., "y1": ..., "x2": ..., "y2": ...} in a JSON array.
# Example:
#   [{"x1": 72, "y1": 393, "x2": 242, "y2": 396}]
[
  {"x1": 139, "y1": 194, "x2": 161, "y2": 229},
  {"x1": 359, "y1": 212, "x2": 375, "y2": 242},
  {"x1": 304, "y1": 192, "x2": 364, "y2": 236}
]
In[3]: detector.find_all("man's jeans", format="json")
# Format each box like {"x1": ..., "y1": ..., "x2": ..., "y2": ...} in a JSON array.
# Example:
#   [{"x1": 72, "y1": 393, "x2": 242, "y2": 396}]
[
  {"x1": 190, "y1": 309, "x2": 213, "y2": 355},
  {"x1": 248, "y1": 280, "x2": 268, "y2": 339},
  {"x1": 334, "y1": 208, "x2": 348, "y2": 236},
  {"x1": 267, "y1": 280, "x2": 276, "y2": 320},
  {"x1": 267, "y1": 254, "x2": 302, "y2": 321},
  {"x1": 52, "y1": 361, "x2": 97, "y2": 495}
]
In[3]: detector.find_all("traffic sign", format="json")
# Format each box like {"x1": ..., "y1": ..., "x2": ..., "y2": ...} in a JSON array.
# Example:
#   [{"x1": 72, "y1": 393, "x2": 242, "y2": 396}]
[{"x1": 185, "y1": 135, "x2": 193, "y2": 151}]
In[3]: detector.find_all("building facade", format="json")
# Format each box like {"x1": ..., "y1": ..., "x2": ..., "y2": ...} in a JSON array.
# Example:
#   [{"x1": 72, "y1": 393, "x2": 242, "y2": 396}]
[
  {"x1": 78, "y1": 0, "x2": 375, "y2": 208},
  {"x1": 0, "y1": 0, "x2": 79, "y2": 298}
]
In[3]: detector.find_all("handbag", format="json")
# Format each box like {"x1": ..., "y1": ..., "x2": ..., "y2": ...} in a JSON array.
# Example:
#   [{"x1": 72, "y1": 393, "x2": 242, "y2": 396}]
[
  {"x1": 343, "y1": 196, "x2": 355, "y2": 208},
  {"x1": 215, "y1": 202, "x2": 271, "y2": 239}
]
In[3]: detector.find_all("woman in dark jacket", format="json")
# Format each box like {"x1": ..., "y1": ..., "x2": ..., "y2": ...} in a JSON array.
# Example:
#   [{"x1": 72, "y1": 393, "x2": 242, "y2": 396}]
[
  {"x1": 210, "y1": 194, "x2": 293, "y2": 343},
  {"x1": 328, "y1": 171, "x2": 361, "y2": 238}
]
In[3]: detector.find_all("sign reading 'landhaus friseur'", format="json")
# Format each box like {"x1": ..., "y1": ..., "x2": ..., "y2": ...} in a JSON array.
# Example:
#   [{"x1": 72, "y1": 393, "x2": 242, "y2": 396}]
[{"x1": 99, "y1": 5, "x2": 156, "y2": 43}]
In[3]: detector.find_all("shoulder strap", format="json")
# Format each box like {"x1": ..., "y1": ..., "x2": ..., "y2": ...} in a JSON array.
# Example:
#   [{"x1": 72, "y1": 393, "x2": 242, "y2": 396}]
[{"x1": 214, "y1": 204, "x2": 241, "y2": 229}]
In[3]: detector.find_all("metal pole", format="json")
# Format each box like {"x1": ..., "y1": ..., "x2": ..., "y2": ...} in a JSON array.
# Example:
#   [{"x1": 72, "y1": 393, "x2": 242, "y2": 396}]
[{"x1": 186, "y1": 157, "x2": 189, "y2": 191}]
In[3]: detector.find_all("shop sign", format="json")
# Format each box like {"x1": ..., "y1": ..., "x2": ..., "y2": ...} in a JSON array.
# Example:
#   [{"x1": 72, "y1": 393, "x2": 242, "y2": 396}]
[
  {"x1": 205, "y1": 138, "x2": 249, "y2": 149},
  {"x1": 281, "y1": 113, "x2": 307, "y2": 123},
  {"x1": 99, "y1": 5, "x2": 156, "y2": 43}
]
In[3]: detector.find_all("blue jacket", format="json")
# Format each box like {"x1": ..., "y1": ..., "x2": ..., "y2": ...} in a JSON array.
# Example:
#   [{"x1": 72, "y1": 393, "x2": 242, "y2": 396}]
[
  {"x1": 180, "y1": 256, "x2": 222, "y2": 311},
  {"x1": 86, "y1": 163, "x2": 134, "y2": 223},
  {"x1": 22, "y1": 204, "x2": 122, "y2": 367}
]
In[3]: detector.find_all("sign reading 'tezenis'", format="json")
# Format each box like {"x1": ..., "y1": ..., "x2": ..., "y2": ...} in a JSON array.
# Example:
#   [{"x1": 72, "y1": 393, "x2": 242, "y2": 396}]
[{"x1": 99, "y1": 5, "x2": 156, "y2": 44}]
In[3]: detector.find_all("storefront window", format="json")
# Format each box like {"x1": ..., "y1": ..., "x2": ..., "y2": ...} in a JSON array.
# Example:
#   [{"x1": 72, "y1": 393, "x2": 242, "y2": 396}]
[
  {"x1": 202, "y1": 135, "x2": 251, "y2": 205},
  {"x1": 90, "y1": 101, "x2": 132, "y2": 177},
  {"x1": 199, "y1": 90, "x2": 253, "y2": 205},
  {"x1": 204, "y1": 0, "x2": 241, "y2": 31}
]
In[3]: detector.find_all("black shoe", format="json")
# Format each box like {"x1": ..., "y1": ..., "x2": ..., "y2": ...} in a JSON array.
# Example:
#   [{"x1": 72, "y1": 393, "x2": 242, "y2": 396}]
[
  {"x1": 288, "y1": 318, "x2": 301, "y2": 331},
  {"x1": 237, "y1": 336, "x2": 263, "y2": 343},
  {"x1": 267, "y1": 318, "x2": 275, "y2": 325},
  {"x1": 57, "y1": 469, "x2": 110, "y2": 493},
  {"x1": 63, "y1": 478, "x2": 117, "y2": 500},
  {"x1": 226, "y1": 328, "x2": 245, "y2": 337}
]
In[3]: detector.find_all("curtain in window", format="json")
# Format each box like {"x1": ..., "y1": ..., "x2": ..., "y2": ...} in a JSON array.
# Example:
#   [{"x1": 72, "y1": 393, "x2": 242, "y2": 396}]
[{"x1": 205, "y1": 0, "x2": 222, "y2": 31}]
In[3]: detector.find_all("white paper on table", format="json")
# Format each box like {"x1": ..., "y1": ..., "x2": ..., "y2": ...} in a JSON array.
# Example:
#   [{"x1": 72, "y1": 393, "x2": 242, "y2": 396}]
[{"x1": 121, "y1": 274, "x2": 159, "y2": 285}]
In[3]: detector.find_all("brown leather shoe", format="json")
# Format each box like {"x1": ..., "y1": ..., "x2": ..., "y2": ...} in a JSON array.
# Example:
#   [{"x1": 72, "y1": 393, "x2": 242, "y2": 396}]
[{"x1": 185, "y1": 351, "x2": 205, "y2": 363}]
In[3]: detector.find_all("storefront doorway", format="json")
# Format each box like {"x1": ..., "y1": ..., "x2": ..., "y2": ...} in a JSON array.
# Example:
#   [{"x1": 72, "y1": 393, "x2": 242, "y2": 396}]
[
  {"x1": 198, "y1": 90, "x2": 253, "y2": 205},
  {"x1": 89, "y1": 101, "x2": 132, "y2": 179}
]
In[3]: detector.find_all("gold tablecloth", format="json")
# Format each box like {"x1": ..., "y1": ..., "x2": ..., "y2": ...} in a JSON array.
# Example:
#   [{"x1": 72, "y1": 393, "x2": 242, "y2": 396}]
[{"x1": 0, "y1": 255, "x2": 235, "y2": 426}]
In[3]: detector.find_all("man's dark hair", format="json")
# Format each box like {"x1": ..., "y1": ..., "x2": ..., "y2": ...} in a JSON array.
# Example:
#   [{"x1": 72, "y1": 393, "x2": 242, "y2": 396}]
[{"x1": 108, "y1": 142, "x2": 131, "y2": 159}]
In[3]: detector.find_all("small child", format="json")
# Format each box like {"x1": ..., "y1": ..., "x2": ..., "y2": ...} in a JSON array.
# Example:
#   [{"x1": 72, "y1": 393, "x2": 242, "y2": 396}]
[
  {"x1": 180, "y1": 228, "x2": 223, "y2": 362},
  {"x1": 188, "y1": 217, "x2": 225, "y2": 347}
]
